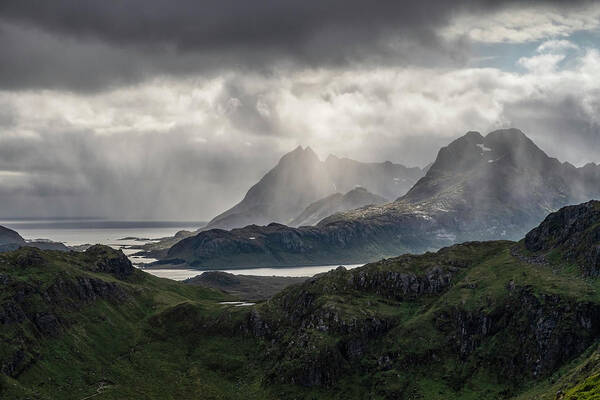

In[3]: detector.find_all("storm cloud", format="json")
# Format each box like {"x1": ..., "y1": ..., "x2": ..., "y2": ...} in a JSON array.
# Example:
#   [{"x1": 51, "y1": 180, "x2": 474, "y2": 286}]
[{"x1": 0, "y1": 0, "x2": 597, "y2": 90}]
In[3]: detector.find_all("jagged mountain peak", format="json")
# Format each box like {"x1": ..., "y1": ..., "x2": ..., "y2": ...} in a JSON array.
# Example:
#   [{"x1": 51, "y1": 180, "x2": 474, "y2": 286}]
[
  {"x1": 403, "y1": 128, "x2": 558, "y2": 202},
  {"x1": 463, "y1": 130, "x2": 484, "y2": 140},
  {"x1": 425, "y1": 128, "x2": 546, "y2": 175},
  {"x1": 278, "y1": 145, "x2": 321, "y2": 166},
  {"x1": 483, "y1": 128, "x2": 550, "y2": 166}
]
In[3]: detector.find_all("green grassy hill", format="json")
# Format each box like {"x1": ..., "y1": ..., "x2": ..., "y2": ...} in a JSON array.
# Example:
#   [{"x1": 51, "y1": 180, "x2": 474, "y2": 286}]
[
  {"x1": 0, "y1": 246, "x2": 272, "y2": 400},
  {"x1": 3, "y1": 201, "x2": 600, "y2": 399}
]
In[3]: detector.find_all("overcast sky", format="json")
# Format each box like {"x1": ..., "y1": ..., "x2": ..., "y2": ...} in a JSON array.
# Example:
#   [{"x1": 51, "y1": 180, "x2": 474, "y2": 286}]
[{"x1": 0, "y1": 0, "x2": 599, "y2": 220}]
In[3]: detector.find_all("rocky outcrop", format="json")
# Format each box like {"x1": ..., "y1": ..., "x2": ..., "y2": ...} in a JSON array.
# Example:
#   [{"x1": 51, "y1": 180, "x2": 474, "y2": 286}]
[
  {"x1": 350, "y1": 264, "x2": 455, "y2": 299},
  {"x1": 525, "y1": 201, "x2": 600, "y2": 276},
  {"x1": 437, "y1": 286, "x2": 600, "y2": 380},
  {"x1": 247, "y1": 257, "x2": 471, "y2": 387},
  {"x1": 84, "y1": 245, "x2": 135, "y2": 279}
]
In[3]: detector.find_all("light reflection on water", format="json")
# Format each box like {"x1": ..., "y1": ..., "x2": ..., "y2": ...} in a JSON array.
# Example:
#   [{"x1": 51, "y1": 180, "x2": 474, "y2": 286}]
[{"x1": 144, "y1": 264, "x2": 363, "y2": 281}]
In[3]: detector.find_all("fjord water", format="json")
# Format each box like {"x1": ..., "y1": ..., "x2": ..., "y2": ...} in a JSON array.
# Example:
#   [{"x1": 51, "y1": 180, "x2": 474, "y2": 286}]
[
  {"x1": 0, "y1": 218, "x2": 363, "y2": 279},
  {"x1": 147, "y1": 264, "x2": 364, "y2": 280}
]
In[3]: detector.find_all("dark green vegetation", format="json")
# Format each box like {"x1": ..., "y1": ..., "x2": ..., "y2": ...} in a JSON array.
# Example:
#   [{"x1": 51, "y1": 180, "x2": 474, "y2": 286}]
[
  {"x1": 246, "y1": 201, "x2": 600, "y2": 399},
  {"x1": 185, "y1": 271, "x2": 308, "y2": 301},
  {"x1": 161, "y1": 129, "x2": 600, "y2": 269},
  {"x1": 4, "y1": 201, "x2": 600, "y2": 399},
  {"x1": 0, "y1": 245, "x2": 271, "y2": 399}
]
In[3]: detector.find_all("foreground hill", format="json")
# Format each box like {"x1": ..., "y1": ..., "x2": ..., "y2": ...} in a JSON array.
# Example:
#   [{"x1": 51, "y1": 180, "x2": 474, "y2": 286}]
[
  {"x1": 164, "y1": 129, "x2": 600, "y2": 269},
  {"x1": 4, "y1": 201, "x2": 600, "y2": 398},
  {"x1": 0, "y1": 245, "x2": 269, "y2": 399},
  {"x1": 205, "y1": 146, "x2": 423, "y2": 230},
  {"x1": 247, "y1": 201, "x2": 600, "y2": 398}
]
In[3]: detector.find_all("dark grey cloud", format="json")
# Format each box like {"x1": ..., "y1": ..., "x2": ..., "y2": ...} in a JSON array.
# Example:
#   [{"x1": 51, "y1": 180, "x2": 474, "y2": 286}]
[{"x1": 0, "y1": 0, "x2": 592, "y2": 91}]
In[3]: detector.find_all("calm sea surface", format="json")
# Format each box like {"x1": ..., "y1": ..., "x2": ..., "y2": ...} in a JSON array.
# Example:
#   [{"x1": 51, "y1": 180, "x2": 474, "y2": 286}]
[{"x1": 0, "y1": 219, "x2": 364, "y2": 280}]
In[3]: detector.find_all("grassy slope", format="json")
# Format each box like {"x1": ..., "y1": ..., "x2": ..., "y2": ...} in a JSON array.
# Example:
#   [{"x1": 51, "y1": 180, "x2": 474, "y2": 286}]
[
  {"x1": 3, "y1": 236, "x2": 600, "y2": 399},
  {"x1": 254, "y1": 241, "x2": 600, "y2": 399},
  {"x1": 0, "y1": 248, "x2": 274, "y2": 400}
]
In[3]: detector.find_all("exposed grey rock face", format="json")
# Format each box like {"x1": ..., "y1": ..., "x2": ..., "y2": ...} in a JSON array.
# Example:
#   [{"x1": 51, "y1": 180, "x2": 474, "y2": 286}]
[
  {"x1": 350, "y1": 264, "x2": 455, "y2": 299},
  {"x1": 205, "y1": 146, "x2": 423, "y2": 230}
]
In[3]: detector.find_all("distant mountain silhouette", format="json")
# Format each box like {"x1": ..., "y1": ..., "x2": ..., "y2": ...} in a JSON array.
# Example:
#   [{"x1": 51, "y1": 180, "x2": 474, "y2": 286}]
[
  {"x1": 205, "y1": 146, "x2": 423, "y2": 230},
  {"x1": 290, "y1": 187, "x2": 387, "y2": 227}
]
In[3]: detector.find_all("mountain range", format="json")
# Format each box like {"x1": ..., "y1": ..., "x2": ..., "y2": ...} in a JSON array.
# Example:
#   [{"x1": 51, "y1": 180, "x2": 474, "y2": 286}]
[
  {"x1": 160, "y1": 129, "x2": 600, "y2": 268},
  {"x1": 205, "y1": 146, "x2": 424, "y2": 230},
  {"x1": 3, "y1": 201, "x2": 600, "y2": 398}
]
